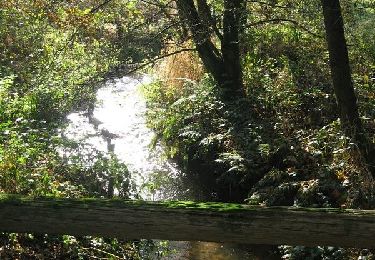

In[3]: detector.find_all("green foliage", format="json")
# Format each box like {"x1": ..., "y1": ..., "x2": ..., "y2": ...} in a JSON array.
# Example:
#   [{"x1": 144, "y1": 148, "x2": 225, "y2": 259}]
[
  {"x1": 61, "y1": 149, "x2": 133, "y2": 198},
  {"x1": 145, "y1": 76, "x2": 268, "y2": 200},
  {"x1": 145, "y1": 0, "x2": 375, "y2": 206},
  {"x1": 0, "y1": 0, "x2": 374, "y2": 257},
  {"x1": 0, "y1": 0, "x2": 129, "y2": 196},
  {"x1": 0, "y1": 0, "x2": 145, "y2": 258},
  {"x1": 0, "y1": 233, "x2": 164, "y2": 260},
  {"x1": 143, "y1": 4, "x2": 374, "y2": 257},
  {"x1": 279, "y1": 245, "x2": 350, "y2": 260},
  {"x1": 144, "y1": 76, "x2": 226, "y2": 162}
]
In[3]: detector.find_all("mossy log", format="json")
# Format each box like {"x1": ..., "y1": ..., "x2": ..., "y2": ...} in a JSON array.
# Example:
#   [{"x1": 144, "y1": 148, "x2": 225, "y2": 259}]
[{"x1": 0, "y1": 194, "x2": 374, "y2": 248}]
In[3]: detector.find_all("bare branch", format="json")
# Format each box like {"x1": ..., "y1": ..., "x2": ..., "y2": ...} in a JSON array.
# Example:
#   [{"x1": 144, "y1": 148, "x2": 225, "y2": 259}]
[
  {"x1": 248, "y1": 18, "x2": 323, "y2": 38},
  {"x1": 90, "y1": 0, "x2": 114, "y2": 14},
  {"x1": 140, "y1": 0, "x2": 175, "y2": 9},
  {"x1": 246, "y1": 0, "x2": 291, "y2": 9},
  {"x1": 111, "y1": 48, "x2": 197, "y2": 76}
]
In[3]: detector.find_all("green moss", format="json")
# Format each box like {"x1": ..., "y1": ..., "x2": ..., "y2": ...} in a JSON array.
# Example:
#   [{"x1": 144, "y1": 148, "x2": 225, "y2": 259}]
[
  {"x1": 162, "y1": 201, "x2": 250, "y2": 212},
  {"x1": 0, "y1": 194, "x2": 373, "y2": 215}
]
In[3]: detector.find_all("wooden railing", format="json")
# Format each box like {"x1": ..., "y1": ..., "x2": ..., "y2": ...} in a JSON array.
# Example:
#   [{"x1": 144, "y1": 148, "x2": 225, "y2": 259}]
[{"x1": 1, "y1": 194, "x2": 374, "y2": 248}]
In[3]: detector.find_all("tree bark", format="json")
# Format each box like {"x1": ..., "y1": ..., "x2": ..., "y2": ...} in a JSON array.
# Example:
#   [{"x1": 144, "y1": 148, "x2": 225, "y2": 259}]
[
  {"x1": 221, "y1": 0, "x2": 245, "y2": 101},
  {"x1": 1, "y1": 195, "x2": 375, "y2": 248},
  {"x1": 321, "y1": 0, "x2": 374, "y2": 175},
  {"x1": 175, "y1": 0, "x2": 224, "y2": 81},
  {"x1": 175, "y1": 0, "x2": 246, "y2": 102},
  {"x1": 197, "y1": 0, "x2": 223, "y2": 41}
]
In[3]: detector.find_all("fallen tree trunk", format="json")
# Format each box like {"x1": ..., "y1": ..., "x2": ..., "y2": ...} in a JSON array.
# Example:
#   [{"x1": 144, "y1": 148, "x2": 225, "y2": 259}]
[{"x1": 0, "y1": 194, "x2": 374, "y2": 248}]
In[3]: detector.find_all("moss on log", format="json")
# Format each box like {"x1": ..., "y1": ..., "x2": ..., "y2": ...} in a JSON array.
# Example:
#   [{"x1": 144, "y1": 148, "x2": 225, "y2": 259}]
[{"x1": 0, "y1": 194, "x2": 374, "y2": 248}]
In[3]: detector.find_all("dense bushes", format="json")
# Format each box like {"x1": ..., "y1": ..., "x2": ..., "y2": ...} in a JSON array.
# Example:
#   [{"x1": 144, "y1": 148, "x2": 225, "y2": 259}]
[
  {"x1": 0, "y1": 0, "x2": 131, "y2": 197},
  {"x1": 0, "y1": 0, "x2": 179, "y2": 256},
  {"x1": 0, "y1": 1, "x2": 141, "y2": 258},
  {"x1": 145, "y1": 52, "x2": 374, "y2": 260},
  {"x1": 143, "y1": 3, "x2": 374, "y2": 258},
  {"x1": 144, "y1": 1, "x2": 375, "y2": 207}
]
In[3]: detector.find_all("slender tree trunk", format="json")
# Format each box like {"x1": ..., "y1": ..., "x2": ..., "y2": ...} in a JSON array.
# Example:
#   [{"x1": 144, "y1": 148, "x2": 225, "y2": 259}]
[
  {"x1": 321, "y1": 0, "x2": 374, "y2": 175},
  {"x1": 321, "y1": 0, "x2": 361, "y2": 130}
]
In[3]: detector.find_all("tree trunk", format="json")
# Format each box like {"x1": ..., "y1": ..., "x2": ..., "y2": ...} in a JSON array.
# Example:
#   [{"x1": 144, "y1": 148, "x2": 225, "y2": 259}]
[
  {"x1": 321, "y1": 0, "x2": 374, "y2": 175},
  {"x1": 221, "y1": 0, "x2": 245, "y2": 101},
  {"x1": 1, "y1": 195, "x2": 375, "y2": 248},
  {"x1": 175, "y1": 0, "x2": 245, "y2": 102},
  {"x1": 197, "y1": 0, "x2": 222, "y2": 40},
  {"x1": 175, "y1": 0, "x2": 225, "y2": 82}
]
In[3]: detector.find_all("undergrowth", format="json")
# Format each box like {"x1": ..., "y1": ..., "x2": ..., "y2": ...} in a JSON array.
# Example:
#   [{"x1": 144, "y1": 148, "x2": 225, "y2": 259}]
[{"x1": 144, "y1": 15, "x2": 375, "y2": 258}]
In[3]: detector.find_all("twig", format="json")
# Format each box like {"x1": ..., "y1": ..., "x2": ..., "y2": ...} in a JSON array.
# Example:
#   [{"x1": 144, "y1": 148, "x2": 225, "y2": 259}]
[
  {"x1": 115, "y1": 48, "x2": 196, "y2": 76},
  {"x1": 140, "y1": 0, "x2": 175, "y2": 9},
  {"x1": 246, "y1": 0, "x2": 290, "y2": 9},
  {"x1": 90, "y1": 0, "x2": 115, "y2": 14},
  {"x1": 248, "y1": 18, "x2": 323, "y2": 38}
]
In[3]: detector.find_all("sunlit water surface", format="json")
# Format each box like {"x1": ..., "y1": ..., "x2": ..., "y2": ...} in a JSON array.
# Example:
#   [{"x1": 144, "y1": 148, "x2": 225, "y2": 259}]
[{"x1": 63, "y1": 75, "x2": 254, "y2": 259}]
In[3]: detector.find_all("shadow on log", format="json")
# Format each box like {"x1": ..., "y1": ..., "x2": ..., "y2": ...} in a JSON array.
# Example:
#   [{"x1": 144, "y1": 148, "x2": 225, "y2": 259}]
[{"x1": 0, "y1": 194, "x2": 374, "y2": 248}]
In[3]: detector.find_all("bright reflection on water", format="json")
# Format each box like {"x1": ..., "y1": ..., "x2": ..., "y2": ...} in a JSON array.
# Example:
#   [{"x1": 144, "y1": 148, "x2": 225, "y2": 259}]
[
  {"x1": 63, "y1": 75, "x2": 255, "y2": 259},
  {"x1": 64, "y1": 75, "x2": 184, "y2": 200}
]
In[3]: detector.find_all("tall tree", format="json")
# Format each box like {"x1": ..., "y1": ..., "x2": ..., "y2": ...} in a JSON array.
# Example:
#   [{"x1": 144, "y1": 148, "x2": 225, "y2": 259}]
[
  {"x1": 175, "y1": 0, "x2": 246, "y2": 102},
  {"x1": 321, "y1": 0, "x2": 374, "y2": 175}
]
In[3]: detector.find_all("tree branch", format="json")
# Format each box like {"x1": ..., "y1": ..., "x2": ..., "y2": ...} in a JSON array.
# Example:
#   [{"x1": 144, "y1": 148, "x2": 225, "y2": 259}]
[
  {"x1": 90, "y1": 0, "x2": 114, "y2": 14},
  {"x1": 248, "y1": 18, "x2": 323, "y2": 38},
  {"x1": 110, "y1": 48, "x2": 197, "y2": 76},
  {"x1": 246, "y1": 0, "x2": 291, "y2": 9},
  {"x1": 140, "y1": 0, "x2": 175, "y2": 9}
]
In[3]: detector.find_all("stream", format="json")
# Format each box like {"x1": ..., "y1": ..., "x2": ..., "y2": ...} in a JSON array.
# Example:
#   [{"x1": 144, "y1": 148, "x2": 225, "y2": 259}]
[{"x1": 62, "y1": 75, "x2": 255, "y2": 259}]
